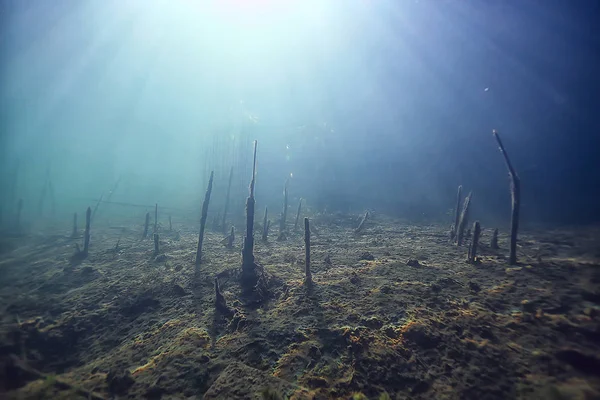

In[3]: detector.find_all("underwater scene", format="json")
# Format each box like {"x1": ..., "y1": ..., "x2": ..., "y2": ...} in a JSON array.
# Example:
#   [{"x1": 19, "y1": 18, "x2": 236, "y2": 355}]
[{"x1": 1, "y1": 0, "x2": 599, "y2": 399}]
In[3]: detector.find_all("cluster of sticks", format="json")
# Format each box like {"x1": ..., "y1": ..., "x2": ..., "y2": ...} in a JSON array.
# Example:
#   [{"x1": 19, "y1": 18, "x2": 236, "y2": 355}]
[{"x1": 451, "y1": 130, "x2": 520, "y2": 265}]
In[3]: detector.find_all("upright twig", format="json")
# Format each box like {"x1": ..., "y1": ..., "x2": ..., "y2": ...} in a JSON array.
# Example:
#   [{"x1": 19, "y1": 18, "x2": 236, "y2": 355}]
[
  {"x1": 154, "y1": 233, "x2": 160, "y2": 255},
  {"x1": 241, "y1": 141, "x2": 259, "y2": 288},
  {"x1": 278, "y1": 179, "x2": 289, "y2": 239},
  {"x1": 91, "y1": 192, "x2": 104, "y2": 222},
  {"x1": 262, "y1": 207, "x2": 269, "y2": 241},
  {"x1": 142, "y1": 212, "x2": 150, "y2": 239},
  {"x1": 491, "y1": 228, "x2": 499, "y2": 249},
  {"x1": 154, "y1": 203, "x2": 158, "y2": 233},
  {"x1": 355, "y1": 211, "x2": 369, "y2": 233},
  {"x1": 451, "y1": 185, "x2": 463, "y2": 240},
  {"x1": 467, "y1": 221, "x2": 481, "y2": 263},
  {"x1": 304, "y1": 217, "x2": 312, "y2": 286},
  {"x1": 294, "y1": 198, "x2": 303, "y2": 232},
  {"x1": 227, "y1": 226, "x2": 235, "y2": 248},
  {"x1": 83, "y1": 207, "x2": 91, "y2": 255},
  {"x1": 196, "y1": 171, "x2": 215, "y2": 266},
  {"x1": 71, "y1": 212, "x2": 78, "y2": 238},
  {"x1": 98, "y1": 175, "x2": 121, "y2": 218},
  {"x1": 222, "y1": 166, "x2": 234, "y2": 234},
  {"x1": 493, "y1": 130, "x2": 520, "y2": 265},
  {"x1": 457, "y1": 192, "x2": 472, "y2": 246}
]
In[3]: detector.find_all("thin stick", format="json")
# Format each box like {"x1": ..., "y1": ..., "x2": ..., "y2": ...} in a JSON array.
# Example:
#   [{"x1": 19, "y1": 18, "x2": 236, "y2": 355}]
[
  {"x1": 222, "y1": 166, "x2": 234, "y2": 234},
  {"x1": 304, "y1": 217, "x2": 312, "y2": 285},
  {"x1": 250, "y1": 141, "x2": 257, "y2": 198},
  {"x1": 71, "y1": 212, "x2": 78, "y2": 238},
  {"x1": 154, "y1": 203, "x2": 158, "y2": 234},
  {"x1": 227, "y1": 226, "x2": 235, "y2": 248},
  {"x1": 294, "y1": 198, "x2": 303, "y2": 231},
  {"x1": 97, "y1": 175, "x2": 121, "y2": 218},
  {"x1": 491, "y1": 228, "x2": 499, "y2": 249},
  {"x1": 242, "y1": 141, "x2": 258, "y2": 284},
  {"x1": 196, "y1": 171, "x2": 215, "y2": 266},
  {"x1": 468, "y1": 221, "x2": 481, "y2": 263},
  {"x1": 262, "y1": 207, "x2": 269, "y2": 241},
  {"x1": 280, "y1": 179, "x2": 289, "y2": 234},
  {"x1": 83, "y1": 207, "x2": 91, "y2": 255},
  {"x1": 452, "y1": 185, "x2": 462, "y2": 239},
  {"x1": 142, "y1": 212, "x2": 150, "y2": 239},
  {"x1": 457, "y1": 192, "x2": 472, "y2": 246},
  {"x1": 355, "y1": 211, "x2": 369, "y2": 233},
  {"x1": 91, "y1": 192, "x2": 104, "y2": 222},
  {"x1": 493, "y1": 130, "x2": 520, "y2": 265}
]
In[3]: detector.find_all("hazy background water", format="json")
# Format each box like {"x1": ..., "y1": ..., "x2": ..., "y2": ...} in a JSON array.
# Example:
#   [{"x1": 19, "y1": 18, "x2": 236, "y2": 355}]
[{"x1": 1, "y1": 0, "x2": 599, "y2": 230}]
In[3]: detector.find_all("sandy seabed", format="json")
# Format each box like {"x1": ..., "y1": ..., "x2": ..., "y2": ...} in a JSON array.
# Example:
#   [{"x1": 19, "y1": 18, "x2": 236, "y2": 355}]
[{"x1": 1, "y1": 213, "x2": 599, "y2": 400}]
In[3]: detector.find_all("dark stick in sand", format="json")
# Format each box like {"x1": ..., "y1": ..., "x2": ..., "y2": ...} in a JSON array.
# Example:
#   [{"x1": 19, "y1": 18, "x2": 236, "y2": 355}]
[
  {"x1": 457, "y1": 192, "x2": 472, "y2": 246},
  {"x1": 241, "y1": 141, "x2": 259, "y2": 289},
  {"x1": 452, "y1": 185, "x2": 462, "y2": 240},
  {"x1": 355, "y1": 211, "x2": 369, "y2": 233},
  {"x1": 493, "y1": 129, "x2": 520, "y2": 265},
  {"x1": 468, "y1": 221, "x2": 481, "y2": 263},
  {"x1": 142, "y1": 212, "x2": 150, "y2": 239},
  {"x1": 491, "y1": 228, "x2": 499, "y2": 249},
  {"x1": 294, "y1": 198, "x2": 303, "y2": 232},
  {"x1": 83, "y1": 207, "x2": 91, "y2": 255},
  {"x1": 227, "y1": 226, "x2": 235, "y2": 248},
  {"x1": 71, "y1": 212, "x2": 78, "y2": 238},
  {"x1": 304, "y1": 217, "x2": 312, "y2": 286},
  {"x1": 262, "y1": 207, "x2": 269, "y2": 241},
  {"x1": 278, "y1": 179, "x2": 289, "y2": 239},
  {"x1": 196, "y1": 171, "x2": 214, "y2": 266},
  {"x1": 154, "y1": 203, "x2": 158, "y2": 233},
  {"x1": 222, "y1": 166, "x2": 233, "y2": 234},
  {"x1": 98, "y1": 175, "x2": 121, "y2": 218}
]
